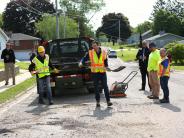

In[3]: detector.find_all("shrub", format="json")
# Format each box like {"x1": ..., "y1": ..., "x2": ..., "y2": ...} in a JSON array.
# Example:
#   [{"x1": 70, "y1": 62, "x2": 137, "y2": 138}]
[{"x1": 168, "y1": 43, "x2": 184, "y2": 64}]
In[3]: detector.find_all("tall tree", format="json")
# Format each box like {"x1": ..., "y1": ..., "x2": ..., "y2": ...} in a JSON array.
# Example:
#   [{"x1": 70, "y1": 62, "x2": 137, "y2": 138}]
[
  {"x1": 2, "y1": 0, "x2": 55, "y2": 36},
  {"x1": 36, "y1": 16, "x2": 78, "y2": 40},
  {"x1": 97, "y1": 13, "x2": 131, "y2": 43},
  {"x1": 60, "y1": 0, "x2": 105, "y2": 37},
  {"x1": 152, "y1": 9, "x2": 182, "y2": 36},
  {"x1": 0, "y1": 14, "x2": 3, "y2": 28},
  {"x1": 152, "y1": 0, "x2": 184, "y2": 20},
  {"x1": 135, "y1": 21, "x2": 153, "y2": 33}
]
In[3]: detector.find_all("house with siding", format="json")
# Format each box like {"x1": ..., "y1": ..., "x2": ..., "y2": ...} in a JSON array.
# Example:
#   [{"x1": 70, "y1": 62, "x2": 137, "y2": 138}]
[
  {"x1": 9, "y1": 33, "x2": 40, "y2": 60},
  {"x1": 0, "y1": 28, "x2": 9, "y2": 58},
  {"x1": 145, "y1": 33, "x2": 184, "y2": 48},
  {"x1": 142, "y1": 30, "x2": 153, "y2": 40}
]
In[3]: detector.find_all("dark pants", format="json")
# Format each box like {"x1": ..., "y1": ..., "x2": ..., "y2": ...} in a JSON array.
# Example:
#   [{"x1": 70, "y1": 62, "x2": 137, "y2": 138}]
[
  {"x1": 92, "y1": 73, "x2": 110, "y2": 102},
  {"x1": 38, "y1": 76, "x2": 53, "y2": 102},
  {"x1": 140, "y1": 67, "x2": 151, "y2": 90},
  {"x1": 160, "y1": 76, "x2": 170, "y2": 100}
]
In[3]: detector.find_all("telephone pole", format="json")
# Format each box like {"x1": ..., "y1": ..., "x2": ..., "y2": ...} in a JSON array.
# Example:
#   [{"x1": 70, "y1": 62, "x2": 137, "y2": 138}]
[{"x1": 55, "y1": 0, "x2": 60, "y2": 39}]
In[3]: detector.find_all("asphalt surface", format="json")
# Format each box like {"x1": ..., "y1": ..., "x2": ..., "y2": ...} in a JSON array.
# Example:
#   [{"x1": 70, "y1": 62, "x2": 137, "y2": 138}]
[{"x1": 0, "y1": 58, "x2": 184, "y2": 138}]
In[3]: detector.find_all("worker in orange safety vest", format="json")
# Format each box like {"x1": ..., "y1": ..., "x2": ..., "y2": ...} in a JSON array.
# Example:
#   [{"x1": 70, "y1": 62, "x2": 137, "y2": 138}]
[
  {"x1": 158, "y1": 48, "x2": 171, "y2": 103},
  {"x1": 79, "y1": 41, "x2": 113, "y2": 107}
]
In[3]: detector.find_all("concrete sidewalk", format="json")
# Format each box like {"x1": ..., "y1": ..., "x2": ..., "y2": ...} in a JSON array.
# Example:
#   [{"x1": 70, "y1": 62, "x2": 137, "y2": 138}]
[{"x1": 0, "y1": 69, "x2": 32, "y2": 93}]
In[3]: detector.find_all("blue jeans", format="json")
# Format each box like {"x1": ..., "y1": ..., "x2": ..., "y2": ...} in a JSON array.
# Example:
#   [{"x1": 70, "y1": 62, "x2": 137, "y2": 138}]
[
  {"x1": 160, "y1": 76, "x2": 170, "y2": 100},
  {"x1": 38, "y1": 76, "x2": 52, "y2": 102},
  {"x1": 92, "y1": 73, "x2": 110, "y2": 102}
]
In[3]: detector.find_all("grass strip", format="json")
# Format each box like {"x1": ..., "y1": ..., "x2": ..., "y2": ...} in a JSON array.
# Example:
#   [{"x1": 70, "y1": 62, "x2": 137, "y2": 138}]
[{"x1": 0, "y1": 77, "x2": 35, "y2": 104}]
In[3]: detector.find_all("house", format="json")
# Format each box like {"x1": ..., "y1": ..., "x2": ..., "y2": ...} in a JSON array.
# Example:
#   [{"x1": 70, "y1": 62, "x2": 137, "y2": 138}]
[
  {"x1": 0, "y1": 28, "x2": 9, "y2": 58},
  {"x1": 178, "y1": 40, "x2": 184, "y2": 44},
  {"x1": 142, "y1": 30, "x2": 153, "y2": 40},
  {"x1": 127, "y1": 33, "x2": 139, "y2": 44},
  {"x1": 145, "y1": 33, "x2": 184, "y2": 48},
  {"x1": 9, "y1": 33, "x2": 40, "y2": 60}
]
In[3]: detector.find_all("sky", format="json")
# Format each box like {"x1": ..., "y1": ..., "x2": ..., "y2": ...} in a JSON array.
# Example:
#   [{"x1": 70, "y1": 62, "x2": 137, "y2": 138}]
[{"x1": 0, "y1": 0, "x2": 158, "y2": 30}]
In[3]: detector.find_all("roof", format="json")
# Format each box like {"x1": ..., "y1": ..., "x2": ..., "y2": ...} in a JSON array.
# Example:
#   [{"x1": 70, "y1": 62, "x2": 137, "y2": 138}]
[
  {"x1": 146, "y1": 33, "x2": 184, "y2": 41},
  {"x1": 141, "y1": 30, "x2": 152, "y2": 37},
  {"x1": 10, "y1": 33, "x2": 40, "y2": 41},
  {"x1": 178, "y1": 40, "x2": 184, "y2": 44},
  {"x1": 0, "y1": 28, "x2": 9, "y2": 41}
]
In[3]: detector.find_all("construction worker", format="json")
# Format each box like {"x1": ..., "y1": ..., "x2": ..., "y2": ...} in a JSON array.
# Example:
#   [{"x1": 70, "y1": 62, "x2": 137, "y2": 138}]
[
  {"x1": 136, "y1": 40, "x2": 151, "y2": 91},
  {"x1": 29, "y1": 46, "x2": 59, "y2": 105},
  {"x1": 1, "y1": 41, "x2": 16, "y2": 85},
  {"x1": 147, "y1": 42, "x2": 161, "y2": 99},
  {"x1": 79, "y1": 41, "x2": 113, "y2": 107},
  {"x1": 158, "y1": 48, "x2": 170, "y2": 103}
]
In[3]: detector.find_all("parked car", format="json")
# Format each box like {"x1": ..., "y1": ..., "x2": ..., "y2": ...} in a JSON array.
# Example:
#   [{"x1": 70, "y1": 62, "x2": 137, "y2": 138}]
[
  {"x1": 108, "y1": 50, "x2": 117, "y2": 58},
  {"x1": 45, "y1": 37, "x2": 102, "y2": 95}
]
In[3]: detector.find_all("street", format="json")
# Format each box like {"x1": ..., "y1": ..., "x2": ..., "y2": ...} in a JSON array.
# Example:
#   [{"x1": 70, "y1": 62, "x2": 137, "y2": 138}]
[{"x1": 0, "y1": 58, "x2": 184, "y2": 138}]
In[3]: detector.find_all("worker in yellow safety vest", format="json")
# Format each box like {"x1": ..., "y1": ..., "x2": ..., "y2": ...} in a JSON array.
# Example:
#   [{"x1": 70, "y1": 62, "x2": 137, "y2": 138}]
[
  {"x1": 158, "y1": 48, "x2": 171, "y2": 103},
  {"x1": 29, "y1": 46, "x2": 59, "y2": 105},
  {"x1": 79, "y1": 41, "x2": 112, "y2": 107}
]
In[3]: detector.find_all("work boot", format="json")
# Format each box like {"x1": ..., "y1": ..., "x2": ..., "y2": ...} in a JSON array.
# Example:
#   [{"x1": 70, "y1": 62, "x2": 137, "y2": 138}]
[
  {"x1": 107, "y1": 101, "x2": 113, "y2": 107},
  {"x1": 96, "y1": 101, "x2": 100, "y2": 107},
  {"x1": 160, "y1": 98, "x2": 170, "y2": 103},
  {"x1": 49, "y1": 100, "x2": 54, "y2": 105},
  {"x1": 148, "y1": 95, "x2": 159, "y2": 99},
  {"x1": 39, "y1": 99, "x2": 45, "y2": 104}
]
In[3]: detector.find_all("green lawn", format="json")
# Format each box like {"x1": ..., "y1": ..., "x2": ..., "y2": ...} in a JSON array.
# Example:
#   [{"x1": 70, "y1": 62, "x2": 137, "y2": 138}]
[
  {"x1": 0, "y1": 77, "x2": 35, "y2": 104},
  {"x1": 0, "y1": 61, "x2": 30, "y2": 70},
  {"x1": 117, "y1": 49, "x2": 138, "y2": 62}
]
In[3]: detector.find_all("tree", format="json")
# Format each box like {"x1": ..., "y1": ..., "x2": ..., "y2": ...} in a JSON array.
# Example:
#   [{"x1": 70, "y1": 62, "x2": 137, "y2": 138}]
[
  {"x1": 97, "y1": 13, "x2": 131, "y2": 43},
  {"x1": 60, "y1": 0, "x2": 105, "y2": 37},
  {"x1": 152, "y1": 9, "x2": 183, "y2": 36},
  {"x1": 36, "y1": 16, "x2": 78, "y2": 40},
  {"x1": 2, "y1": 0, "x2": 55, "y2": 36},
  {"x1": 152, "y1": 0, "x2": 184, "y2": 20},
  {"x1": 0, "y1": 14, "x2": 3, "y2": 28},
  {"x1": 134, "y1": 21, "x2": 153, "y2": 33}
]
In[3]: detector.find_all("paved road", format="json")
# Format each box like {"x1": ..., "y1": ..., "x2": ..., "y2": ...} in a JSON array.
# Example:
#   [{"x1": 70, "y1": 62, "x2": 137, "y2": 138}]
[{"x1": 0, "y1": 58, "x2": 184, "y2": 138}]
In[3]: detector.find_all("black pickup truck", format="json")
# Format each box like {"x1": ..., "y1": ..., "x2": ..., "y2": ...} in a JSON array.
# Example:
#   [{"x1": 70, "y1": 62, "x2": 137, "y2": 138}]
[{"x1": 45, "y1": 37, "x2": 97, "y2": 95}]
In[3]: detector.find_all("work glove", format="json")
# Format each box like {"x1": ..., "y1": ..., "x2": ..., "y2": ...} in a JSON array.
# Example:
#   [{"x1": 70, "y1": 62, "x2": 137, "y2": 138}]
[
  {"x1": 31, "y1": 70, "x2": 38, "y2": 75},
  {"x1": 79, "y1": 62, "x2": 83, "y2": 68},
  {"x1": 53, "y1": 68, "x2": 60, "y2": 74}
]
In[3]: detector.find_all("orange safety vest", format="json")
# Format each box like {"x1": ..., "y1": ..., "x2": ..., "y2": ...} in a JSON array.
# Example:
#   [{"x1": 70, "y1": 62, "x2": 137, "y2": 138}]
[
  {"x1": 89, "y1": 49, "x2": 107, "y2": 73},
  {"x1": 158, "y1": 57, "x2": 170, "y2": 77}
]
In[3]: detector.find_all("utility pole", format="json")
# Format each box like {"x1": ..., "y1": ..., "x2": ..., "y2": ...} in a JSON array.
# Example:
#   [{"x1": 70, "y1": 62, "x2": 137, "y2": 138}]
[
  {"x1": 55, "y1": 0, "x2": 60, "y2": 39},
  {"x1": 78, "y1": 17, "x2": 80, "y2": 38},
  {"x1": 63, "y1": 12, "x2": 66, "y2": 38},
  {"x1": 118, "y1": 19, "x2": 121, "y2": 42}
]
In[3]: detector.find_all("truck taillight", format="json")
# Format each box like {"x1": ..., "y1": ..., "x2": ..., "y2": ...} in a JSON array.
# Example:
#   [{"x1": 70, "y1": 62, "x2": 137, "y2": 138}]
[{"x1": 84, "y1": 74, "x2": 90, "y2": 80}]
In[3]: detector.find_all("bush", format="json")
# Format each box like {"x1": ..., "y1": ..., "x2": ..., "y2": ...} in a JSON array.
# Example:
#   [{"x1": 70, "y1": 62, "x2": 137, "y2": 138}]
[
  {"x1": 164, "y1": 42, "x2": 178, "y2": 50},
  {"x1": 167, "y1": 43, "x2": 184, "y2": 64}
]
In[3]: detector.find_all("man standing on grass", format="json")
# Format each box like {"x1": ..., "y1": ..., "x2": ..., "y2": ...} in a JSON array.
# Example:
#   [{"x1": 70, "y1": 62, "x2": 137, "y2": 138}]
[
  {"x1": 136, "y1": 40, "x2": 151, "y2": 91},
  {"x1": 1, "y1": 41, "x2": 16, "y2": 85},
  {"x1": 158, "y1": 48, "x2": 170, "y2": 103},
  {"x1": 147, "y1": 42, "x2": 161, "y2": 99}
]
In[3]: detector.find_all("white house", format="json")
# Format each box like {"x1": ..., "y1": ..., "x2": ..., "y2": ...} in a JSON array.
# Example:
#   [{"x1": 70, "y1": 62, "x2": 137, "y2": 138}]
[{"x1": 0, "y1": 28, "x2": 9, "y2": 58}]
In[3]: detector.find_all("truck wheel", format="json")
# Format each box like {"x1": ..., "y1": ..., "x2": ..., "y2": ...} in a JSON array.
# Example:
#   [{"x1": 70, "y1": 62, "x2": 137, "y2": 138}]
[{"x1": 51, "y1": 87, "x2": 56, "y2": 97}]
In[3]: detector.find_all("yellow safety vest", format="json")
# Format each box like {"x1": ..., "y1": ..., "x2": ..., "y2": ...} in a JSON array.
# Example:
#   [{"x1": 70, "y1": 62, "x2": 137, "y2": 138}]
[
  {"x1": 158, "y1": 57, "x2": 170, "y2": 77},
  {"x1": 89, "y1": 49, "x2": 107, "y2": 73},
  {"x1": 32, "y1": 54, "x2": 50, "y2": 78}
]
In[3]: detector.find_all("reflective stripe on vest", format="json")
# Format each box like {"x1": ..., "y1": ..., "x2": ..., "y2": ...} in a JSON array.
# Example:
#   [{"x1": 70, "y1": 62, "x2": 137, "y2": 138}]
[
  {"x1": 89, "y1": 49, "x2": 106, "y2": 73},
  {"x1": 32, "y1": 54, "x2": 50, "y2": 78},
  {"x1": 158, "y1": 57, "x2": 170, "y2": 77}
]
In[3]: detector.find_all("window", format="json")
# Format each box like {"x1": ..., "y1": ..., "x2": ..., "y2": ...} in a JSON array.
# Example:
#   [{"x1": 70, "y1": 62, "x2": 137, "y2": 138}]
[{"x1": 15, "y1": 40, "x2": 20, "y2": 46}]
